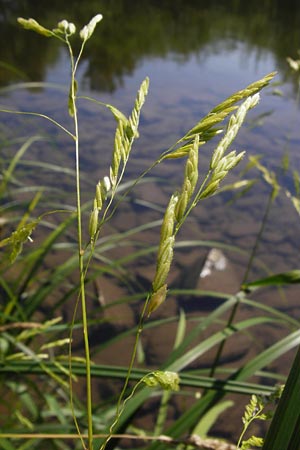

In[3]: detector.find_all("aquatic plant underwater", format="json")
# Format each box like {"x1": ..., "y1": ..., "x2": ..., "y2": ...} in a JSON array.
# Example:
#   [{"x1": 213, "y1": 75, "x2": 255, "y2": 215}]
[{"x1": 0, "y1": 14, "x2": 300, "y2": 450}]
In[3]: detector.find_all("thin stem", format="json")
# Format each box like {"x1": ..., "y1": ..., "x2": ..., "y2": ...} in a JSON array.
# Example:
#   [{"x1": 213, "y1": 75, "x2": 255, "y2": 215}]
[
  {"x1": 241, "y1": 190, "x2": 274, "y2": 286},
  {"x1": 66, "y1": 37, "x2": 93, "y2": 450},
  {"x1": 99, "y1": 295, "x2": 150, "y2": 450},
  {"x1": 154, "y1": 390, "x2": 171, "y2": 436},
  {"x1": 209, "y1": 188, "x2": 275, "y2": 378}
]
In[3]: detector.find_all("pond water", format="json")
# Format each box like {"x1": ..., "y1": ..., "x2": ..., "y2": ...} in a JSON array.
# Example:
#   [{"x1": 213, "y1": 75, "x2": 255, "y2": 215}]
[
  {"x1": 1, "y1": 0, "x2": 299, "y2": 292},
  {"x1": 1, "y1": 0, "x2": 300, "y2": 443}
]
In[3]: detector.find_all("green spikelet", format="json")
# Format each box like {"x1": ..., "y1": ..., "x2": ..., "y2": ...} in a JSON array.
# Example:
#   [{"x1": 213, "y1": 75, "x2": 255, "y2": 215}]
[
  {"x1": 143, "y1": 370, "x2": 180, "y2": 391},
  {"x1": 89, "y1": 207, "x2": 99, "y2": 241},
  {"x1": 159, "y1": 194, "x2": 178, "y2": 244},
  {"x1": 108, "y1": 77, "x2": 149, "y2": 189},
  {"x1": 95, "y1": 182, "x2": 103, "y2": 210},
  {"x1": 211, "y1": 71, "x2": 276, "y2": 113},
  {"x1": 175, "y1": 135, "x2": 199, "y2": 221},
  {"x1": 126, "y1": 76, "x2": 149, "y2": 144},
  {"x1": 149, "y1": 194, "x2": 178, "y2": 314},
  {"x1": 147, "y1": 284, "x2": 168, "y2": 316},
  {"x1": 210, "y1": 94, "x2": 259, "y2": 170},
  {"x1": 185, "y1": 72, "x2": 276, "y2": 140},
  {"x1": 17, "y1": 17, "x2": 53, "y2": 37}
]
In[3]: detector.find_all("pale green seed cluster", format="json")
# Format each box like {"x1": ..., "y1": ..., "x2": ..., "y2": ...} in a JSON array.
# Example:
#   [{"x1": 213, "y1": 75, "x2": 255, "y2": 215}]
[
  {"x1": 110, "y1": 77, "x2": 149, "y2": 187},
  {"x1": 149, "y1": 136, "x2": 202, "y2": 315},
  {"x1": 238, "y1": 386, "x2": 284, "y2": 449},
  {"x1": 148, "y1": 95, "x2": 262, "y2": 315},
  {"x1": 148, "y1": 194, "x2": 178, "y2": 316},
  {"x1": 210, "y1": 94, "x2": 259, "y2": 171},
  {"x1": 17, "y1": 17, "x2": 54, "y2": 37},
  {"x1": 56, "y1": 20, "x2": 76, "y2": 36},
  {"x1": 185, "y1": 108, "x2": 236, "y2": 141},
  {"x1": 79, "y1": 14, "x2": 103, "y2": 41},
  {"x1": 175, "y1": 135, "x2": 199, "y2": 222},
  {"x1": 143, "y1": 370, "x2": 180, "y2": 391},
  {"x1": 89, "y1": 78, "x2": 149, "y2": 242},
  {"x1": 153, "y1": 194, "x2": 178, "y2": 292},
  {"x1": 89, "y1": 176, "x2": 111, "y2": 241},
  {"x1": 200, "y1": 149, "x2": 246, "y2": 199},
  {"x1": 199, "y1": 94, "x2": 259, "y2": 199},
  {"x1": 210, "y1": 72, "x2": 274, "y2": 114},
  {"x1": 184, "y1": 72, "x2": 275, "y2": 142},
  {"x1": 17, "y1": 14, "x2": 103, "y2": 42}
]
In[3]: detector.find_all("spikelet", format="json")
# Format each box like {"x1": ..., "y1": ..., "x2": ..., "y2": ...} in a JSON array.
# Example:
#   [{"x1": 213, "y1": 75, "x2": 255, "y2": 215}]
[
  {"x1": 159, "y1": 193, "x2": 178, "y2": 244},
  {"x1": 110, "y1": 121, "x2": 129, "y2": 187},
  {"x1": 95, "y1": 182, "x2": 103, "y2": 210},
  {"x1": 143, "y1": 370, "x2": 180, "y2": 391},
  {"x1": 163, "y1": 143, "x2": 194, "y2": 160},
  {"x1": 196, "y1": 94, "x2": 259, "y2": 201},
  {"x1": 93, "y1": 176, "x2": 111, "y2": 212},
  {"x1": 152, "y1": 195, "x2": 177, "y2": 292},
  {"x1": 79, "y1": 14, "x2": 103, "y2": 41},
  {"x1": 199, "y1": 150, "x2": 246, "y2": 199},
  {"x1": 210, "y1": 94, "x2": 259, "y2": 170},
  {"x1": 17, "y1": 17, "x2": 53, "y2": 37},
  {"x1": 56, "y1": 20, "x2": 76, "y2": 36},
  {"x1": 185, "y1": 72, "x2": 275, "y2": 140},
  {"x1": 89, "y1": 176, "x2": 112, "y2": 242},
  {"x1": 211, "y1": 72, "x2": 275, "y2": 113},
  {"x1": 126, "y1": 76, "x2": 149, "y2": 144},
  {"x1": 89, "y1": 206, "x2": 99, "y2": 241},
  {"x1": 199, "y1": 180, "x2": 221, "y2": 199},
  {"x1": 148, "y1": 194, "x2": 178, "y2": 316},
  {"x1": 152, "y1": 236, "x2": 175, "y2": 292},
  {"x1": 175, "y1": 135, "x2": 199, "y2": 222},
  {"x1": 147, "y1": 284, "x2": 168, "y2": 317},
  {"x1": 186, "y1": 106, "x2": 237, "y2": 139},
  {"x1": 109, "y1": 77, "x2": 149, "y2": 189}
]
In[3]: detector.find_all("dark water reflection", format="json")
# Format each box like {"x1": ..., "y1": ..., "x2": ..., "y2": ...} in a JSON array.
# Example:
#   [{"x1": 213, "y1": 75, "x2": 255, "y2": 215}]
[{"x1": 1, "y1": 0, "x2": 300, "y2": 91}]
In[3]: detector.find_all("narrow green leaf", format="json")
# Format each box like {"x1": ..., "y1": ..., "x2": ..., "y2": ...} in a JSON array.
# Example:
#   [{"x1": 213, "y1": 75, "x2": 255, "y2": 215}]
[
  {"x1": 0, "y1": 360, "x2": 278, "y2": 396},
  {"x1": 0, "y1": 438, "x2": 16, "y2": 450},
  {"x1": 167, "y1": 316, "x2": 276, "y2": 373},
  {"x1": 173, "y1": 309, "x2": 186, "y2": 349},
  {"x1": 262, "y1": 347, "x2": 300, "y2": 450},
  {"x1": 235, "y1": 329, "x2": 300, "y2": 382},
  {"x1": 0, "y1": 136, "x2": 43, "y2": 197},
  {"x1": 192, "y1": 400, "x2": 234, "y2": 439},
  {"x1": 242, "y1": 270, "x2": 300, "y2": 292}
]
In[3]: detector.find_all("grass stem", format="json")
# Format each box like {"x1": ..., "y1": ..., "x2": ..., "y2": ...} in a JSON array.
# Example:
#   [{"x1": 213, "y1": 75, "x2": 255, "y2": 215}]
[{"x1": 67, "y1": 37, "x2": 94, "y2": 449}]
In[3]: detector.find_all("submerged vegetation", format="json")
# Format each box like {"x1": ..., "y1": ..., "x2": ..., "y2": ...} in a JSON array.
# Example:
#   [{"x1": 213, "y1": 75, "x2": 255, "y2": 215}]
[{"x1": 0, "y1": 11, "x2": 300, "y2": 450}]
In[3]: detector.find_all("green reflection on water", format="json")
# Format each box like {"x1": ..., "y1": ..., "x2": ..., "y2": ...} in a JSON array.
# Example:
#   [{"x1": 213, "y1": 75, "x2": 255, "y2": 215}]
[{"x1": 1, "y1": 0, "x2": 300, "y2": 92}]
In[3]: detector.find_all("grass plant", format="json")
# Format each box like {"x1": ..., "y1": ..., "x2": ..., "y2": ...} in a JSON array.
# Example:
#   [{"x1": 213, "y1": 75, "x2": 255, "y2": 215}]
[{"x1": 0, "y1": 12, "x2": 300, "y2": 450}]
